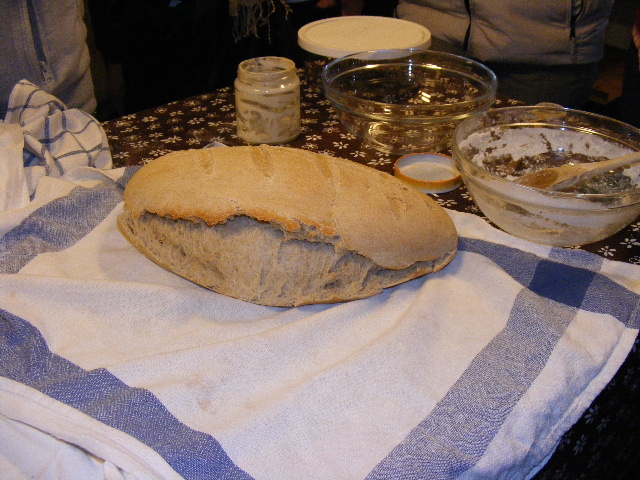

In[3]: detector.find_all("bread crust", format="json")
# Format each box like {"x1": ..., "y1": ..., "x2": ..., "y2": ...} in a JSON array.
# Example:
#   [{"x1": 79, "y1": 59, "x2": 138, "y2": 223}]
[
  {"x1": 122, "y1": 145, "x2": 457, "y2": 269},
  {"x1": 119, "y1": 146, "x2": 457, "y2": 305}
]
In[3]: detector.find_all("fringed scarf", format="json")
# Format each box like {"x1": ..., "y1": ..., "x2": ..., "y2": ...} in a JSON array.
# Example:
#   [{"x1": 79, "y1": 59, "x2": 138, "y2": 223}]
[{"x1": 229, "y1": 0, "x2": 290, "y2": 41}]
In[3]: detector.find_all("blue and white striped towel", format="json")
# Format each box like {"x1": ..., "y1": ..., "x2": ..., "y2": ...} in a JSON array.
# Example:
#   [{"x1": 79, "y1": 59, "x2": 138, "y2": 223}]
[
  {"x1": 0, "y1": 83, "x2": 639, "y2": 479},
  {"x1": 0, "y1": 164, "x2": 638, "y2": 480},
  {"x1": 0, "y1": 79, "x2": 111, "y2": 211}
]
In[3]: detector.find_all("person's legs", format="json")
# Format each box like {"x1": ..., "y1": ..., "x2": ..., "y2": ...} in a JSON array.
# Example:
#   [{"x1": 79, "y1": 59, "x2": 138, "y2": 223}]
[{"x1": 486, "y1": 62, "x2": 600, "y2": 108}]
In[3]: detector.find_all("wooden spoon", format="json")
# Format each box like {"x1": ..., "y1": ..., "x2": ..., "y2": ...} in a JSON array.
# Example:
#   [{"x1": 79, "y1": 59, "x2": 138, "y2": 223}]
[{"x1": 515, "y1": 151, "x2": 640, "y2": 190}]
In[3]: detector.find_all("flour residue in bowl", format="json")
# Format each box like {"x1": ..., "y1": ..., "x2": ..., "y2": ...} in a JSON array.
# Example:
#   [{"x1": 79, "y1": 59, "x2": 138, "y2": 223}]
[{"x1": 460, "y1": 126, "x2": 639, "y2": 193}]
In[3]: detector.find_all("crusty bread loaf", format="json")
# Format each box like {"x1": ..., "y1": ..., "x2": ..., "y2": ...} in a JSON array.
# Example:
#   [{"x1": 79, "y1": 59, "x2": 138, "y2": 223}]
[{"x1": 118, "y1": 145, "x2": 457, "y2": 306}]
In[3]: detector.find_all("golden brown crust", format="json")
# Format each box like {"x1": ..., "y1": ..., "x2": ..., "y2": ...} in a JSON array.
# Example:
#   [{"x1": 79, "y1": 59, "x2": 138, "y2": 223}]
[{"x1": 123, "y1": 145, "x2": 457, "y2": 270}]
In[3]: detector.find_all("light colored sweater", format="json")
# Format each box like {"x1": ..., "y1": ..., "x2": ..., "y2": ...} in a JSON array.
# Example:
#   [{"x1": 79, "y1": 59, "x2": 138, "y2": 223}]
[
  {"x1": 0, "y1": 0, "x2": 96, "y2": 118},
  {"x1": 397, "y1": 0, "x2": 615, "y2": 65}
]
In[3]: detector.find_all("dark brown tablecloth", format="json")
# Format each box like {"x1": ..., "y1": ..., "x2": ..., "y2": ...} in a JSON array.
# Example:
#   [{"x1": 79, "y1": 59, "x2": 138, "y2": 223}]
[{"x1": 103, "y1": 75, "x2": 640, "y2": 479}]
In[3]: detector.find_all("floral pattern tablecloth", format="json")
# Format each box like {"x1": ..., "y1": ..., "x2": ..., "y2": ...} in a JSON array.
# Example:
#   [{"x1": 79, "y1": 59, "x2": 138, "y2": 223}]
[{"x1": 103, "y1": 75, "x2": 640, "y2": 480}]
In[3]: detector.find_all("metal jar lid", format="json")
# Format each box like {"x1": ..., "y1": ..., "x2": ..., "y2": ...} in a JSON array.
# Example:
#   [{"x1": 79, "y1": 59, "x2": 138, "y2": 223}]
[{"x1": 394, "y1": 153, "x2": 462, "y2": 194}]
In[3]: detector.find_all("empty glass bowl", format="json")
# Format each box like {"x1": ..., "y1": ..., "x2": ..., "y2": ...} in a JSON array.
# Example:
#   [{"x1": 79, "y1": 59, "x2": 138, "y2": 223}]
[{"x1": 322, "y1": 48, "x2": 497, "y2": 155}]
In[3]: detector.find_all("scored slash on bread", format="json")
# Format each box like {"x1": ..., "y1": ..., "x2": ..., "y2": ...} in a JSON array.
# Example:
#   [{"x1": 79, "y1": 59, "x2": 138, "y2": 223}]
[{"x1": 118, "y1": 145, "x2": 458, "y2": 306}]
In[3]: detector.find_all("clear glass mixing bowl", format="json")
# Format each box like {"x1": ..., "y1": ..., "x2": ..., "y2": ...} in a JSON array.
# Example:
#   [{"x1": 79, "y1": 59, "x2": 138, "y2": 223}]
[
  {"x1": 452, "y1": 106, "x2": 640, "y2": 246},
  {"x1": 322, "y1": 48, "x2": 497, "y2": 155}
]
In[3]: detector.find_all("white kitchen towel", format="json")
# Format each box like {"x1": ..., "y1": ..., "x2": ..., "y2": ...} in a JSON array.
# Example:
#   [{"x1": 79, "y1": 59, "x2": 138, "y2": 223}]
[
  {"x1": 0, "y1": 79, "x2": 111, "y2": 210},
  {"x1": 0, "y1": 165, "x2": 638, "y2": 480}
]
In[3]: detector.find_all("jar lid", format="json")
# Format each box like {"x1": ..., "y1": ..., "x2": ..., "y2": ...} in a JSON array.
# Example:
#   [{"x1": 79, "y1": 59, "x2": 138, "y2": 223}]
[
  {"x1": 237, "y1": 56, "x2": 297, "y2": 83},
  {"x1": 298, "y1": 16, "x2": 432, "y2": 59},
  {"x1": 394, "y1": 153, "x2": 462, "y2": 194}
]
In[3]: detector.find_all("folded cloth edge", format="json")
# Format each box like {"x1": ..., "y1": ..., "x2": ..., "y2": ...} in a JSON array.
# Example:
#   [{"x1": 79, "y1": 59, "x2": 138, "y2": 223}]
[{"x1": 0, "y1": 376, "x2": 181, "y2": 480}]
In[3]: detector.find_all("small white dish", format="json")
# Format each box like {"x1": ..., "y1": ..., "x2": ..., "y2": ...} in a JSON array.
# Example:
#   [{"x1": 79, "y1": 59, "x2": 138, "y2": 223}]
[{"x1": 394, "y1": 153, "x2": 462, "y2": 193}]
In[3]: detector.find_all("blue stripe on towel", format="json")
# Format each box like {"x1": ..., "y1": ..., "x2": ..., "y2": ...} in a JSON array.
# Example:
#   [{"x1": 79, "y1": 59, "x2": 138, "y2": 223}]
[
  {"x1": 528, "y1": 259, "x2": 595, "y2": 308},
  {"x1": 116, "y1": 165, "x2": 141, "y2": 190},
  {"x1": 0, "y1": 168, "x2": 139, "y2": 275},
  {"x1": 0, "y1": 309, "x2": 254, "y2": 480},
  {"x1": 548, "y1": 246, "x2": 603, "y2": 270},
  {"x1": 460, "y1": 238, "x2": 638, "y2": 327},
  {"x1": 366, "y1": 237, "x2": 639, "y2": 480}
]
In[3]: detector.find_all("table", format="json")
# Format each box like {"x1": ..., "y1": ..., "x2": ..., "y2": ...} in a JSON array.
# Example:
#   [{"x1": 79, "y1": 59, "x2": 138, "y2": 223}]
[{"x1": 102, "y1": 75, "x2": 640, "y2": 479}]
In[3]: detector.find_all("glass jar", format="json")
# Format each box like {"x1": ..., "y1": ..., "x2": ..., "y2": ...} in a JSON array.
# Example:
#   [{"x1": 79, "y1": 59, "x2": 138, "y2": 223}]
[{"x1": 235, "y1": 56, "x2": 301, "y2": 144}]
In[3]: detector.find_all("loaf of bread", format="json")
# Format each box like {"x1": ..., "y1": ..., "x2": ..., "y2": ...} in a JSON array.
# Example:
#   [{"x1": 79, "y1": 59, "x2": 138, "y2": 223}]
[{"x1": 118, "y1": 145, "x2": 457, "y2": 306}]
